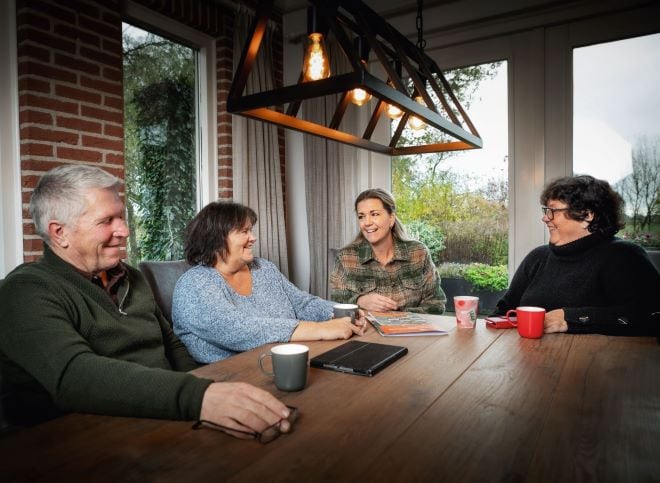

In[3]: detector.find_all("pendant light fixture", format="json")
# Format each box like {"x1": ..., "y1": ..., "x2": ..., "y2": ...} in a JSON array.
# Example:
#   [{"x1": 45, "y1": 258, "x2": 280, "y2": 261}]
[
  {"x1": 302, "y1": 6, "x2": 331, "y2": 82},
  {"x1": 228, "y1": 0, "x2": 482, "y2": 155},
  {"x1": 348, "y1": 37, "x2": 372, "y2": 107}
]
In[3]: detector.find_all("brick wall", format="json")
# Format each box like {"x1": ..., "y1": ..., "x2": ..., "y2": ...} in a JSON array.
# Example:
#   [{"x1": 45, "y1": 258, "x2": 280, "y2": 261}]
[
  {"x1": 16, "y1": 0, "x2": 286, "y2": 262},
  {"x1": 17, "y1": 0, "x2": 124, "y2": 261}
]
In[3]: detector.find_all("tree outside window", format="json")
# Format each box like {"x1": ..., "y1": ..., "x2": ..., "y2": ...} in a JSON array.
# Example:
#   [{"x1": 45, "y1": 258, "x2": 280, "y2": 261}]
[
  {"x1": 122, "y1": 24, "x2": 197, "y2": 265},
  {"x1": 391, "y1": 61, "x2": 509, "y2": 311}
]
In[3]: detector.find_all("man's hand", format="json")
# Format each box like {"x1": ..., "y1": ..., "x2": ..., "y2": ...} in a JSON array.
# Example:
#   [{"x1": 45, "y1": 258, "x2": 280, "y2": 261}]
[{"x1": 200, "y1": 382, "x2": 291, "y2": 437}]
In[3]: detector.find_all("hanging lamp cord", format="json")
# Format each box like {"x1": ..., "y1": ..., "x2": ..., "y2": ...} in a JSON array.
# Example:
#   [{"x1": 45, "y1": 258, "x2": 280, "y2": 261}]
[{"x1": 416, "y1": 0, "x2": 426, "y2": 52}]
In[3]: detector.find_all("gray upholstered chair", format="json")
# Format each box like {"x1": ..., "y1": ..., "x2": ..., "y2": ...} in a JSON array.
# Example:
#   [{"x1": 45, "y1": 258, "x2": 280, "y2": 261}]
[{"x1": 139, "y1": 260, "x2": 191, "y2": 325}]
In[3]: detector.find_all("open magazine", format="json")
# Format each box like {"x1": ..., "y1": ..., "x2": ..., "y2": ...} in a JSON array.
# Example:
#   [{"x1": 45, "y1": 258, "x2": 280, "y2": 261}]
[{"x1": 366, "y1": 311, "x2": 448, "y2": 337}]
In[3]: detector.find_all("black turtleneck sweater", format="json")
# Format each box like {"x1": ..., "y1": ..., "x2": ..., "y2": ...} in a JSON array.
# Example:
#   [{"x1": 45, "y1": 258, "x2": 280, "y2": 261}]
[{"x1": 494, "y1": 234, "x2": 660, "y2": 335}]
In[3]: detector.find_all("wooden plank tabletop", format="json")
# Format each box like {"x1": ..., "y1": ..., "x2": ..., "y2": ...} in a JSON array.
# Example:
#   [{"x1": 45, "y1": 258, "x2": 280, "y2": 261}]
[{"x1": 1, "y1": 316, "x2": 658, "y2": 482}]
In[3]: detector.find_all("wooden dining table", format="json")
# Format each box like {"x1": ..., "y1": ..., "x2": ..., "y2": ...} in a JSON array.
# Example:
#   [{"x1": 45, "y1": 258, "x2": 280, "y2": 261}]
[{"x1": 1, "y1": 315, "x2": 659, "y2": 482}]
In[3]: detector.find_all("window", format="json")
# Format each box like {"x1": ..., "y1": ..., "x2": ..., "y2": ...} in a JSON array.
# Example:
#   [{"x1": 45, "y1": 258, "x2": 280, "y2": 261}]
[
  {"x1": 122, "y1": 23, "x2": 197, "y2": 264},
  {"x1": 573, "y1": 33, "x2": 660, "y2": 250},
  {"x1": 391, "y1": 61, "x2": 509, "y2": 310}
]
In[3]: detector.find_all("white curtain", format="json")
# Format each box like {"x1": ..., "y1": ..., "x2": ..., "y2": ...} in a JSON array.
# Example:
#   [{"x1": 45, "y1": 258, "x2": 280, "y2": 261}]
[
  {"x1": 233, "y1": 10, "x2": 289, "y2": 276},
  {"x1": 304, "y1": 37, "x2": 361, "y2": 298}
]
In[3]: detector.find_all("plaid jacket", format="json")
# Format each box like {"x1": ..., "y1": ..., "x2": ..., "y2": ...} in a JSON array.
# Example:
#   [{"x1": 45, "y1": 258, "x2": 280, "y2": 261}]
[{"x1": 330, "y1": 238, "x2": 446, "y2": 314}]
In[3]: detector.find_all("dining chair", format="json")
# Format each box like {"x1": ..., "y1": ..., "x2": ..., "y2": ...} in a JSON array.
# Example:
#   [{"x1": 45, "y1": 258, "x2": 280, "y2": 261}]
[{"x1": 139, "y1": 260, "x2": 191, "y2": 325}]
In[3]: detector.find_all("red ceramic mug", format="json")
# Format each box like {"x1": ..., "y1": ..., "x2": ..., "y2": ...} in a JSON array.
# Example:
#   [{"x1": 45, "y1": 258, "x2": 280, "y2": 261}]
[{"x1": 505, "y1": 306, "x2": 546, "y2": 339}]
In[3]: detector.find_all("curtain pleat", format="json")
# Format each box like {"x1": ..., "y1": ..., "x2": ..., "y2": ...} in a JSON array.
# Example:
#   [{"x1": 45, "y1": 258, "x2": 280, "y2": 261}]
[
  {"x1": 233, "y1": 10, "x2": 289, "y2": 276},
  {"x1": 304, "y1": 36, "x2": 361, "y2": 298}
]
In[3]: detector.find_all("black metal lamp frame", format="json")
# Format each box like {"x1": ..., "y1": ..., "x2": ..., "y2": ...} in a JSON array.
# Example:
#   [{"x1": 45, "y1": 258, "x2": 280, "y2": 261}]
[{"x1": 228, "y1": 0, "x2": 482, "y2": 155}]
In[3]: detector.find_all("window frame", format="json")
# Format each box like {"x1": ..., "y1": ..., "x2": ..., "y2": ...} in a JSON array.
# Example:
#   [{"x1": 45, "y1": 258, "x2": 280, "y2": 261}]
[
  {"x1": 0, "y1": 0, "x2": 21, "y2": 277},
  {"x1": 123, "y1": 0, "x2": 218, "y2": 211}
]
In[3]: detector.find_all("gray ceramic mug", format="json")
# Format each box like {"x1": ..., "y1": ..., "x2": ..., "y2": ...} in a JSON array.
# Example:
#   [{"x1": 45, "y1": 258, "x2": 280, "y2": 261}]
[
  {"x1": 259, "y1": 344, "x2": 309, "y2": 391},
  {"x1": 333, "y1": 303, "x2": 359, "y2": 324}
]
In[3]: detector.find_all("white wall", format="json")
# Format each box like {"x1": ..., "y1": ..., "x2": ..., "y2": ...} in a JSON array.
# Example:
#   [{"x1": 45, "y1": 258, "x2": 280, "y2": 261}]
[{"x1": 0, "y1": 0, "x2": 23, "y2": 277}]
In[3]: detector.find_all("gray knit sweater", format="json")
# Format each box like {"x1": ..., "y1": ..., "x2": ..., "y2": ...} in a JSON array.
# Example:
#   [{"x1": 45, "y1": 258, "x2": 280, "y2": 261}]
[{"x1": 172, "y1": 258, "x2": 335, "y2": 363}]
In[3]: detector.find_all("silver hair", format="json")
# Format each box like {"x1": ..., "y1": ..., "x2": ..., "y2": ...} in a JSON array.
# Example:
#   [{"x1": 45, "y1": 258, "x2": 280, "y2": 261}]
[{"x1": 30, "y1": 165, "x2": 122, "y2": 244}]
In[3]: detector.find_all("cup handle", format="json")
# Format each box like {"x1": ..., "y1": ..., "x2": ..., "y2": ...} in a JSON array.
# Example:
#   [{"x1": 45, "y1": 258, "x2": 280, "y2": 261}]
[
  {"x1": 258, "y1": 353, "x2": 274, "y2": 377},
  {"x1": 505, "y1": 309, "x2": 518, "y2": 327}
]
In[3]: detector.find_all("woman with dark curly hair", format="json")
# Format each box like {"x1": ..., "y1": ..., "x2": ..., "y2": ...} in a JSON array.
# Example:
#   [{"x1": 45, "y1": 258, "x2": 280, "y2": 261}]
[{"x1": 494, "y1": 175, "x2": 659, "y2": 336}]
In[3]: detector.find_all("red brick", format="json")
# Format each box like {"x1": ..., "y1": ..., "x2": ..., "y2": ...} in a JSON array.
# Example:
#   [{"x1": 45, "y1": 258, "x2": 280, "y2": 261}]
[
  {"x1": 81, "y1": 105, "x2": 122, "y2": 124},
  {"x1": 21, "y1": 174, "x2": 42, "y2": 188},
  {"x1": 21, "y1": 126, "x2": 78, "y2": 144},
  {"x1": 54, "y1": 53, "x2": 100, "y2": 76},
  {"x1": 16, "y1": 11, "x2": 50, "y2": 31},
  {"x1": 80, "y1": 75, "x2": 121, "y2": 97},
  {"x1": 104, "y1": 95, "x2": 122, "y2": 110},
  {"x1": 17, "y1": 43, "x2": 51, "y2": 62},
  {"x1": 105, "y1": 153, "x2": 124, "y2": 165},
  {"x1": 23, "y1": 254, "x2": 41, "y2": 263},
  {"x1": 56, "y1": 115, "x2": 103, "y2": 134},
  {"x1": 20, "y1": 0, "x2": 76, "y2": 24},
  {"x1": 22, "y1": 222, "x2": 37, "y2": 236},
  {"x1": 17, "y1": 28, "x2": 76, "y2": 54},
  {"x1": 218, "y1": 145, "x2": 232, "y2": 156},
  {"x1": 103, "y1": 67, "x2": 121, "y2": 82},
  {"x1": 78, "y1": 16, "x2": 118, "y2": 40},
  {"x1": 20, "y1": 143, "x2": 54, "y2": 157},
  {"x1": 23, "y1": 238, "x2": 45, "y2": 252},
  {"x1": 102, "y1": 11, "x2": 121, "y2": 26},
  {"x1": 82, "y1": 135, "x2": 123, "y2": 151},
  {"x1": 219, "y1": 178, "x2": 233, "y2": 189},
  {"x1": 57, "y1": 146, "x2": 102, "y2": 162},
  {"x1": 19, "y1": 93, "x2": 79, "y2": 115},
  {"x1": 20, "y1": 109, "x2": 53, "y2": 125},
  {"x1": 102, "y1": 38, "x2": 122, "y2": 57},
  {"x1": 80, "y1": 46, "x2": 119, "y2": 68},
  {"x1": 55, "y1": 84, "x2": 102, "y2": 104},
  {"x1": 219, "y1": 167, "x2": 232, "y2": 177},
  {"x1": 18, "y1": 76, "x2": 51, "y2": 93},
  {"x1": 21, "y1": 159, "x2": 67, "y2": 172},
  {"x1": 77, "y1": 2, "x2": 100, "y2": 19},
  {"x1": 18, "y1": 60, "x2": 77, "y2": 84},
  {"x1": 54, "y1": 24, "x2": 100, "y2": 48},
  {"x1": 104, "y1": 124, "x2": 123, "y2": 137}
]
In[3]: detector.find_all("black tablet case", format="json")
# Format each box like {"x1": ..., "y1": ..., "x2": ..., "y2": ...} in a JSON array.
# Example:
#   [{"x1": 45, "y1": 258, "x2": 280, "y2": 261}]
[{"x1": 310, "y1": 340, "x2": 408, "y2": 377}]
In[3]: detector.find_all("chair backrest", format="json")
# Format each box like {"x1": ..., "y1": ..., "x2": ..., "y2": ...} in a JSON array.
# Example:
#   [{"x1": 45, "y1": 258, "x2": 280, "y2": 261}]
[{"x1": 139, "y1": 260, "x2": 190, "y2": 325}]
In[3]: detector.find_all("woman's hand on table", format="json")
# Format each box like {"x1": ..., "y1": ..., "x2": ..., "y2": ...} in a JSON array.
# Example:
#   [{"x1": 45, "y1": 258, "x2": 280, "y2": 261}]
[
  {"x1": 544, "y1": 309, "x2": 568, "y2": 333},
  {"x1": 357, "y1": 293, "x2": 398, "y2": 312},
  {"x1": 292, "y1": 317, "x2": 367, "y2": 341}
]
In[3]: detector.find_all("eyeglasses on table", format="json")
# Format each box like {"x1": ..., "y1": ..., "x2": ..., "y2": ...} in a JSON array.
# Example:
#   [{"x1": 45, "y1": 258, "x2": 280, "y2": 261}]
[{"x1": 192, "y1": 405, "x2": 299, "y2": 444}]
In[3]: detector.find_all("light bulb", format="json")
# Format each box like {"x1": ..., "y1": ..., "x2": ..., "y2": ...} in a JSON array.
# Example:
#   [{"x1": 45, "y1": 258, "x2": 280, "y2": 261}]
[
  {"x1": 386, "y1": 103, "x2": 403, "y2": 120},
  {"x1": 302, "y1": 33, "x2": 330, "y2": 82},
  {"x1": 350, "y1": 88, "x2": 371, "y2": 106},
  {"x1": 407, "y1": 96, "x2": 426, "y2": 131}
]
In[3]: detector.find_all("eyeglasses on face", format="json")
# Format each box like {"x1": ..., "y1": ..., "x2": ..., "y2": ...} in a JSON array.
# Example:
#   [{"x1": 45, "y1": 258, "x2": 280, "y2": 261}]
[
  {"x1": 192, "y1": 406, "x2": 299, "y2": 444},
  {"x1": 541, "y1": 206, "x2": 569, "y2": 220}
]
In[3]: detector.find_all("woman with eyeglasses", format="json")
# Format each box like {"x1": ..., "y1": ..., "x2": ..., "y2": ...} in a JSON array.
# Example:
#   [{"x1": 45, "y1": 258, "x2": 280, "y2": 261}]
[{"x1": 493, "y1": 175, "x2": 659, "y2": 335}]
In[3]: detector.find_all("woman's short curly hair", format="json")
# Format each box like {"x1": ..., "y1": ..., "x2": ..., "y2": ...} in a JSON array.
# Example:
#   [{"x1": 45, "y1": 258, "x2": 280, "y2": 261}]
[
  {"x1": 540, "y1": 175, "x2": 625, "y2": 236},
  {"x1": 184, "y1": 201, "x2": 257, "y2": 266}
]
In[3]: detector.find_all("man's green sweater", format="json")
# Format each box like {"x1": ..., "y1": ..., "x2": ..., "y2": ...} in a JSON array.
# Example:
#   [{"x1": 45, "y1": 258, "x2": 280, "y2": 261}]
[{"x1": 0, "y1": 247, "x2": 212, "y2": 426}]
